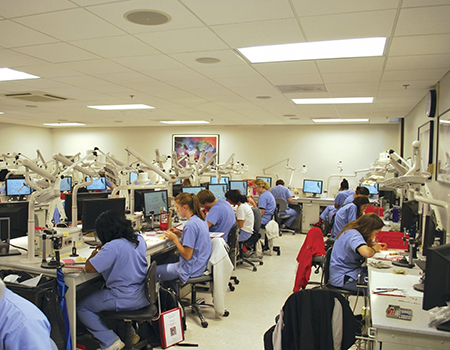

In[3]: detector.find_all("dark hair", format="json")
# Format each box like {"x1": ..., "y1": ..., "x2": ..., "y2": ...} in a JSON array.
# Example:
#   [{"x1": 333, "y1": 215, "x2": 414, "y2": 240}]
[
  {"x1": 339, "y1": 178, "x2": 349, "y2": 190},
  {"x1": 275, "y1": 179, "x2": 285, "y2": 186},
  {"x1": 175, "y1": 192, "x2": 204, "y2": 220},
  {"x1": 182, "y1": 178, "x2": 192, "y2": 187},
  {"x1": 197, "y1": 189, "x2": 215, "y2": 204},
  {"x1": 352, "y1": 196, "x2": 370, "y2": 217},
  {"x1": 95, "y1": 210, "x2": 139, "y2": 247},
  {"x1": 355, "y1": 186, "x2": 370, "y2": 196},
  {"x1": 336, "y1": 212, "x2": 384, "y2": 244},
  {"x1": 225, "y1": 189, "x2": 248, "y2": 205}
]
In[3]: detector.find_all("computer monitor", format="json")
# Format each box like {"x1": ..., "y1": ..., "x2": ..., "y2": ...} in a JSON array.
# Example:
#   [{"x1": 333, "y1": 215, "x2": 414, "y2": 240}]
[
  {"x1": 0, "y1": 202, "x2": 29, "y2": 239},
  {"x1": 208, "y1": 184, "x2": 227, "y2": 200},
  {"x1": 5, "y1": 178, "x2": 31, "y2": 196},
  {"x1": 85, "y1": 176, "x2": 107, "y2": 191},
  {"x1": 210, "y1": 176, "x2": 229, "y2": 185},
  {"x1": 422, "y1": 243, "x2": 450, "y2": 312},
  {"x1": 256, "y1": 176, "x2": 272, "y2": 187},
  {"x1": 303, "y1": 179, "x2": 323, "y2": 195},
  {"x1": 421, "y1": 213, "x2": 446, "y2": 257},
  {"x1": 132, "y1": 189, "x2": 152, "y2": 213},
  {"x1": 379, "y1": 188, "x2": 397, "y2": 208},
  {"x1": 181, "y1": 186, "x2": 206, "y2": 195},
  {"x1": 172, "y1": 184, "x2": 183, "y2": 197},
  {"x1": 400, "y1": 200, "x2": 419, "y2": 233},
  {"x1": 143, "y1": 190, "x2": 168, "y2": 217},
  {"x1": 129, "y1": 172, "x2": 138, "y2": 184},
  {"x1": 81, "y1": 197, "x2": 126, "y2": 233},
  {"x1": 361, "y1": 183, "x2": 379, "y2": 195},
  {"x1": 60, "y1": 176, "x2": 72, "y2": 192},
  {"x1": 229, "y1": 180, "x2": 248, "y2": 195},
  {"x1": 64, "y1": 192, "x2": 109, "y2": 222}
]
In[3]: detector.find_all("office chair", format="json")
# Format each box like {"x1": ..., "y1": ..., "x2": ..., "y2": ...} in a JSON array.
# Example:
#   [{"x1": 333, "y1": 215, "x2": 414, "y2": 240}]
[
  {"x1": 236, "y1": 207, "x2": 263, "y2": 272},
  {"x1": 179, "y1": 237, "x2": 231, "y2": 328},
  {"x1": 228, "y1": 223, "x2": 240, "y2": 290},
  {"x1": 274, "y1": 197, "x2": 296, "y2": 235},
  {"x1": 101, "y1": 261, "x2": 159, "y2": 350}
]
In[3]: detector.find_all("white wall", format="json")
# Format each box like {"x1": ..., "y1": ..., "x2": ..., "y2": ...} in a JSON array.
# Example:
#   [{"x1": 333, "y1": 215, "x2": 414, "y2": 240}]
[{"x1": 50, "y1": 124, "x2": 399, "y2": 195}]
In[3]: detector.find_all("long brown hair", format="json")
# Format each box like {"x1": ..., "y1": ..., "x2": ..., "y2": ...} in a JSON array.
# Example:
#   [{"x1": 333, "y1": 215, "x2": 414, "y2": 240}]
[
  {"x1": 254, "y1": 178, "x2": 270, "y2": 190},
  {"x1": 175, "y1": 192, "x2": 205, "y2": 220},
  {"x1": 336, "y1": 212, "x2": 384, "y2": 246}
]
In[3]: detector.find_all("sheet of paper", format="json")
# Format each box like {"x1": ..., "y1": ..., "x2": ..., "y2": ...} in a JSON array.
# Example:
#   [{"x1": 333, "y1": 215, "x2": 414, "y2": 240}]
[{"x1": 20, "y1": 274, "x2": 42, "y2": 287}]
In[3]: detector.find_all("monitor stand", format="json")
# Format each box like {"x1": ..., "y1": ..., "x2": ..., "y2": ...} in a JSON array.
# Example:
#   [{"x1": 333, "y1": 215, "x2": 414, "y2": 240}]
[
  {"x1": 436, "y1": 320, "x2": 450, "y2": 332},
  {"x1": 0, "y1": 242, "x2": 21, "y2": 256},
  {"x1": 84, "y1": 231, "x2": 101, "y2": 246}
]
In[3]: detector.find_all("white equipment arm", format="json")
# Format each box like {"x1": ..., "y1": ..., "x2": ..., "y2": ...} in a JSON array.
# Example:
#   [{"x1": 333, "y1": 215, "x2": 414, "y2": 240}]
[{"x1": 125, "y1": 146, "x2": 172, "y2": 182}]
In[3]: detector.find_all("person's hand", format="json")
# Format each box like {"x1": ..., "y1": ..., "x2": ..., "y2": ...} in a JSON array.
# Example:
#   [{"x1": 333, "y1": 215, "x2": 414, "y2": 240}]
[
  {"x1": 164, "y1": 230, "x2": 178, "y2": 241},
  {"x1": 168, "y1": 227, "x2": 182, "y2": 236},
  {"x1": 372, "y1": 243, "x2": 384, "y2": 253},
  {"x1": 89, "y1": 246, "x2": 101, "y2": 259}
]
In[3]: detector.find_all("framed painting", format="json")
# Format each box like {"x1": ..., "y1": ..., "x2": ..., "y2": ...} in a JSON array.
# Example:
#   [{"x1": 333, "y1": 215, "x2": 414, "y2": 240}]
[
  {"x1": 436, "y1": 112, "x2": 450, "y2": 183},
  {"x1": 173, "y1": 134, "x2": 219, "y2": 165},
  {"x1": 417, "y1": 120, "x2": 433, "y2": 174}
]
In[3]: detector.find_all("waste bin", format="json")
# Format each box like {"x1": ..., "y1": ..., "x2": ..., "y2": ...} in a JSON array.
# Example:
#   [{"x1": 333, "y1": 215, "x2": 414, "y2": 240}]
[{"x1": 1, "y1": 269, "x2": 66, "y2": 350}]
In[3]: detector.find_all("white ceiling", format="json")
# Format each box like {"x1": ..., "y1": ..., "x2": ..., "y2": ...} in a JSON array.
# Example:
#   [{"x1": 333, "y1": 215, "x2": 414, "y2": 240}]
[{"x1": 1, "y1": 0, "x2": 450, "y2": 128}]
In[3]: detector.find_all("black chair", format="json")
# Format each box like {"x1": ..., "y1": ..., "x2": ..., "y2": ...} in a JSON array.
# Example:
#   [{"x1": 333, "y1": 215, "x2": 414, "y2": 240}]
[
  {"x1": 102, "y1": 261, "x2": 159, "y2": 350},
  {"x1": 228, "y1": 223, "x2": 240, "y2": 289},
  {"x1": 274, "y1": 197, "x2": 296, "y2": 235},
  {"x1": 236, "y1": 207, "x2": 263, "y2": 271}
]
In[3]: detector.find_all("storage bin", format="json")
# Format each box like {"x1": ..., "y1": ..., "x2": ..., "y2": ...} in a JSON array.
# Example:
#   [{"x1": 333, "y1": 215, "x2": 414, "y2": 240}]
[{"x1": 375, "y1": 231, "x2": 409, "y2": 250}]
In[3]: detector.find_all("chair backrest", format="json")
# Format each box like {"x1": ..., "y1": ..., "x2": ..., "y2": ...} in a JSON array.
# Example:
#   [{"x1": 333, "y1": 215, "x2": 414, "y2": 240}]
[
  {"x1": 275, "y1": 197, "x2": 288, "y2": 212},
  {"x1": 251, "y1": 207, "x2": 261, "y2": 234},
  {"x1": 323, "y1": 247, "x2": 333, "y2": 286},
  {"x1": 227, "y1": 223, "x2": 240, "y2": 267},
  {"x1": 145, "y1": 261, "x2": 158, "y2": 304}
]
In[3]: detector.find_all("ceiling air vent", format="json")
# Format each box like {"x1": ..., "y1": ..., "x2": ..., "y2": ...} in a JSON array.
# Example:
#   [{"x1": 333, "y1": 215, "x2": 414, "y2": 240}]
[
  {"x1": 3, "y1": 91, "x2": 70, "y2": 102},
  {"x1": 276, "y1": 84, "x2": 327, "y2": 93}
]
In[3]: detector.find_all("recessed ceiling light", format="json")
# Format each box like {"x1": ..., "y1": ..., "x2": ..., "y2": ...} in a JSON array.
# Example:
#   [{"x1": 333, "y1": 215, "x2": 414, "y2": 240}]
[
  {"x1": 196, "y1": 57, "x2": 221, "y2": 64},
  {"x1": 293, "y1": 97, "x2": 373, "y2": 104},
  {"x1": 124, "y1": 10, "x2": 171, "y2": 26},
  {"x1": 312, "y1": 119, "x2": 369, "y2": 123},
  {"x1": 0, "y1": 68, "x2": 40, "y2": 82},
  {"x1": 87, "y1": 104, "x2": 155, "y2": 110},
  {"x1": 440, "y1": 119, "x2": 450, "y2": 124},
  {"x1": 43, "y1": 122, "x2": 86, "y2": 126},
  {"x1": 0, "y1": 112, "x2": 4, "y2": 115},
  {"x1": 160, "y1": 120, "x2": 210, "y2": 125},
  {"x1": 237, "y1": 37, "x2": 386, "y2": 63},
  {"x1": 256, "y1": 96, "x2": 271, "y2": 99}
]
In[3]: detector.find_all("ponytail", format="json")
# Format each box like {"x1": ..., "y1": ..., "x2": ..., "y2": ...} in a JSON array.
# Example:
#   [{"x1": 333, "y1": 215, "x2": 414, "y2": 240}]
[{"x1": 175, "y1": 192, "x2": 205, "y2": 221}]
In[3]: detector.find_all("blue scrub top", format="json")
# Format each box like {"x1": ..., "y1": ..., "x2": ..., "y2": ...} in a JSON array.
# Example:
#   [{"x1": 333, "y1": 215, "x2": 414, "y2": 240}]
[
  {"x1": 331, "y1": 203, "x2": 357, "y2": 239},
  {"x1": 343, "y1": 193, "x2": 356, "y2": 205},
  {"x1": 178, "y1": 215, "x2": 211, "y2": 283},
  {"x1": 258, "y1": 190, "x2": 276, "y2": 225},
  {"x1": 0, "y1": 288, "x2": 53, "y2": 350},
  {"x1": 270, "y1": 185, "x2": 293, "y2": 204},
  {"x1": 334, "y1": 189, "x2": 355, "y2": 208},
  {"x1": 206, "y1": 199, "x2": 236, "y2": 241},
  {"x1": 90, "y1": 233, "x2": 148, "y2": 309},
  {"x1": 329, "y1": 229, "x2": 366, "y2": 287}
]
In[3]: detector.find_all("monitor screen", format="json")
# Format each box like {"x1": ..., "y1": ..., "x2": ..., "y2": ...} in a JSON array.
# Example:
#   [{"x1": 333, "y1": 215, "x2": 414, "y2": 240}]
[
  {"x1": 401, "y1": 200, "x2": 419, "y2": 233},
  {"x1": 303, "y1": 179, "x2": 323, "y2": 194},
  {"x1": 210, "y1": 176, "x2": 229, "y2": 185},
  {"x1": 208, "y1": 184, "x2": 227, "y2": 200},
  {"x1": 229, "y1": 180, "x2": 248, "y2": 195},
  {"x1": 86, "y1": 176, "x2": 107, "y2": 191},
  {"x1": 5, "y1": 178, "x2": 31, "y2": 196},
  {"x1": 144, "y1": 190, "x2": 168, "y2": 217},
  {"x1": 129, "y1": 172, "x2": 138, "y2": 184},
  {"x1": 181, "y1": 186, "x2": 206, "y2": 195},
  {"x1": 81, "y1": 197, "x2": 126, "y2": 233},
  {"x1": 64, "y1": 192, "x2": 109, "y2": 222},
  {"x1": 361, "y1": 183, "x2": 379, "y2": 195},
  {"x1": 422, "y1": 243, "x2": 450, "y2": 310},
  {"x1": 256, "y1": 176, "x2": 272, "y2": 187},
  {"x1": 60, "y1": 176, "x2": 72, "y2": 192},
  {"x1": 0, "y1": 202, "x2": 28, "y2": 239}
]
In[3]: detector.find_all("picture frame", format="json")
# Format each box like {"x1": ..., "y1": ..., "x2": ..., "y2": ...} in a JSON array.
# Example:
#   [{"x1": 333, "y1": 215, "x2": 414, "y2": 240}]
[
  {"x1": 159, "y1": 307, "x2": 184, "y2": 348},
  {"x1": 417, "y1": 120, "x2": 434, "y2": 175},
  {"x1": 436, "y1": 111, "x2": 450, "y2": 183},
  {"x1": 173, "y1": 134, "x2": 219, "y2": 165}
]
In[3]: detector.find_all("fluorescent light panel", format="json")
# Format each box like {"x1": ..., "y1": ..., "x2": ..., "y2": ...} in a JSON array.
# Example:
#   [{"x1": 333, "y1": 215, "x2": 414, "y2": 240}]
[
  {"x1": 43, "y1": 123, "x2": 85, "y2": 126},
  {"x1": 237, "y1": 37, "x2": 386, "y2": 63},
  {"x1": 160, "y1": 120, "x2": 209, "y2": 125},
  {"x1": 0, "y1": 68, "x2": 40, "y2": 82},
  {"x1": 293, "y1": 97, "x2": 373, "y2": 104},
  {"x1": 440, "y1": 119, "x2": 450, "y2": 124},
  {"x1": 312, "y1": 119, "x2": 369, "y2": 123},
  {"x1": 87, "y1": 104, "x2": 154, "y2": 110}
]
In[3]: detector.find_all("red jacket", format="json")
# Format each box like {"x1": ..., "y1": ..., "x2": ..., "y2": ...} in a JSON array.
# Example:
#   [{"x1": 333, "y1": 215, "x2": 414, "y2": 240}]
[{"x1": 293, "y1": 227, "x2": 326, "y2": 292}]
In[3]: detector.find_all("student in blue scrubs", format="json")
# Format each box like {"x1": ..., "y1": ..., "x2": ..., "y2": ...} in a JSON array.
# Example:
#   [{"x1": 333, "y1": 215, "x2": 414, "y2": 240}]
[
  {"x1": 224, "y1": 189, "x2": 254, "y2": 242},
  {"x1": 314, "y1": 178, "x2": 354, "y2": 227},
  {"x1": 252, "y1": 178, "x2": 276, "y2": 226},
  {"x1": 77, "y1": 210, "x2": 149, "y2": 350},
  {"x1": 342, "y1": 186, "x2": 370, "y2": 205},
  {"x1": 156, "y1": 193, "x2": 211, "y2": 290},
  {"x1": 329, "y1": 213, "x2": 384, "y2": 292},
  {"x1": 270, "y1": 179, "x2": 298, "y2": 228},
  {"x1": 0, "y1": 279, "x2": 55, "y2": 350},
  {"x1": 197, "y1": 189, "x2": 236, "y2": 242},
  {"x1": 330, "y1": 196, "x2": 370, "y2": 240}
]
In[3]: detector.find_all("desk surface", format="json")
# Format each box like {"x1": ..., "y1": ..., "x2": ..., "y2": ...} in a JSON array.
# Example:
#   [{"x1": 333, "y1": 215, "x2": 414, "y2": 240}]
[
  {"x1": 368, "y1": 255, "x2": 450, "y2": 348},
  {"x1": 291, "y1": 196, "x2": 335, "y2": 205}
]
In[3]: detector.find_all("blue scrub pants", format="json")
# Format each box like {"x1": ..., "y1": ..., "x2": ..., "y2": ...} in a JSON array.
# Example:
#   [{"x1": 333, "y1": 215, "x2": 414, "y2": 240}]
[
  {"x1": 280, "y1": 208, "x2": 298, "y2": 227},
  {"x1": 239, "y1": 229, "x2": 252, "y2": 242},
  {"x1": 342, "y1": 269, "x2": 368, "y2": 292},
  {"x1": 320, "y1": 205, "x2": 336, "y2": 221},
  {"x1": 156, "y1": 255, "x2": 181, "y2": 291},
  {"x1": 77, "y1": 289, "x2": 148, "y2": 349}
]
